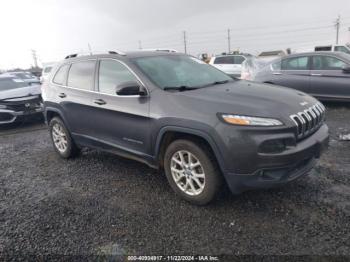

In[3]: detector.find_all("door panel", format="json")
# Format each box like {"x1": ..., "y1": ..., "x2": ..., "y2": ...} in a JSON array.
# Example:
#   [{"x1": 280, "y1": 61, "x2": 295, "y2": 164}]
[
  {"x1": 56, "y1": 60, "x2": 97, "y2": 136},
  {"x1": 310, "y1": 55, "x2": 350, "y2": 99},
  {"x1": 276, "y1": 56, "x2": 311, "y2": 93},
  {"x1": 89, "y1": 94, "x2": 150, "y2": 154},
  {"x1": 273, "y1": 70, "x2": 311, "y2": 92},
  {"x1": 91, "y1": 59, "x2": 151, "y2": 155}
]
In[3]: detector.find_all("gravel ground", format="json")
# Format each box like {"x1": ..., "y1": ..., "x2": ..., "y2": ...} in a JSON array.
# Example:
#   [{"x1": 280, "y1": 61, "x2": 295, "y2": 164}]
[{"x1": 0, "y1": 103, "x2": 349, "y2": 259}]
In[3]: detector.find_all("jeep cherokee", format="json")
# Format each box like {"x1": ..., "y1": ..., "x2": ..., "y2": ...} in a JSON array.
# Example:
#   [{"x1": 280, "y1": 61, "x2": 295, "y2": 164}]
[{"x1": 42, "y1": 51, "x2": 329, "y2": 205}]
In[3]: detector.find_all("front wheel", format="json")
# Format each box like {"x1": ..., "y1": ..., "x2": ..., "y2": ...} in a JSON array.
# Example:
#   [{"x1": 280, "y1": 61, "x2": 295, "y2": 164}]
[
  {"x1": 164, "y1": 139, "x2": 222, "y2": 205},
  {"x1": 49, "y1": 117, "x2": 79, "y2": 158}
]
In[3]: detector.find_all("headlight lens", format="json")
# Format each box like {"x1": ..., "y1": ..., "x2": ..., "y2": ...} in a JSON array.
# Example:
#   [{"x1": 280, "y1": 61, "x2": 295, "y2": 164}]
[{"x1": 221, "y1": 114, "x2": 283, "y2": 126}]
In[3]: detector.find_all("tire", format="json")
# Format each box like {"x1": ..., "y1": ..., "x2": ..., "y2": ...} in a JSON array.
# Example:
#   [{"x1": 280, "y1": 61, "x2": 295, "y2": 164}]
[
  {"x1": 49, "y1": 117, "x2": 79, "y2": 159},
  {"x1": 164, "y1": 139, "x2": 222, "y2": 205}
]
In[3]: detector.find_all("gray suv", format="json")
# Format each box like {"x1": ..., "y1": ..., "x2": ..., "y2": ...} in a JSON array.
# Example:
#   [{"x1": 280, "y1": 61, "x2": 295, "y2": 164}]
[{"x1": 42, "y1": 51, "x2": 329, "y2": 205}]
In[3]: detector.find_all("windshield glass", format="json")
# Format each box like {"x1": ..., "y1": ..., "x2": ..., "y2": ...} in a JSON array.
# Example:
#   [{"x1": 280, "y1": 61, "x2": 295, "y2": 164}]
[
  {"x1": 12, "y1": 72, "x2": 34, "y2": 79},
  {"x1": 132, "y1": 55, "x2": 232, "y2": 89},
  {"x1": 0, "y1": 78, "x2": 28, "y2": 91}
]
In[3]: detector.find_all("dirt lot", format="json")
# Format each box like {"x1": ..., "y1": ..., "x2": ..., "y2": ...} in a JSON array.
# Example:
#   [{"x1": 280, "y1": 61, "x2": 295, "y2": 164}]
[{"x1": 0, "y1": 103, "x2": 349, "y2": 259}]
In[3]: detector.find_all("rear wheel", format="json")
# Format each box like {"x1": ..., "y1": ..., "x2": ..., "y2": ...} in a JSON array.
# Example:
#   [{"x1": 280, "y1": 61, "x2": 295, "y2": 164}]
[
  {"x1": 164, "y1": 139, "x2": 222, "y2": 205},
  {"x1": 49, "y1": 117, "x2": 79, "y2": 158}
]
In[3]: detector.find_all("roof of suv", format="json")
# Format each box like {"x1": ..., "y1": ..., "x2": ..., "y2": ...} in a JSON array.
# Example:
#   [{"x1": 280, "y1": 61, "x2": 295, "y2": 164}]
[{"x1": 63, "y1": 50, "x2": 183, "y2": 63}]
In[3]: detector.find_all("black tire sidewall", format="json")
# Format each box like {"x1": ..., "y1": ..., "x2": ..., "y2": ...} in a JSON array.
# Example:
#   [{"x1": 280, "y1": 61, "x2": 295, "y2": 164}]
[
  {"x1": 49, "y1": 117, "x2": 75, "y2": 159},
  {"x1": 164, "y1": 139, "x2": 221, "y2": 205}
]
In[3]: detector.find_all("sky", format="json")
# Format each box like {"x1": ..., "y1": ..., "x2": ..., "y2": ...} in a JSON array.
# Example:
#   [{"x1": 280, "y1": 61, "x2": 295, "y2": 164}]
[{"x1": 1, "y1": 0, "x2": 350, "y2": 69}]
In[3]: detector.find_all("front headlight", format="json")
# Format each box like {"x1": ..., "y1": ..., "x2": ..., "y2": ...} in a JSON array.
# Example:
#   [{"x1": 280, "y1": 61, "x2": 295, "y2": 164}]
[
  {"x1": 220, "y1": 114, "x2": 283, "y2": 126},
  {"x1": 0, "y1": 105, "x2": 7, "y2": 109}
]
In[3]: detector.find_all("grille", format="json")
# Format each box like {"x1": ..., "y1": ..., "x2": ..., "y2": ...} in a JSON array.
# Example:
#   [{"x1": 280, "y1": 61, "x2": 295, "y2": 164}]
[
  {"x1": 290, "y1": 102, "x2": 325, "y2": 140},
  {"x1": 3, "y1": 97, "x2": 42, "y2": 112},
  {"x1": 0, "y1": 113, "x2": 14, "y2": 122}
]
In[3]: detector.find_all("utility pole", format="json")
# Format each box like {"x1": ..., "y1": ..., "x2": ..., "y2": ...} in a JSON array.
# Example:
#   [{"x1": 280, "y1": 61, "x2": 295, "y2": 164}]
[
  {"x1": 88, "y1": 43, "x2": 92, "y2": 55},
  {"x1": 227, "y1": 29, "x2": 231, "y2": 54},
  {"x1": 335, "y1": 15, "x2": 340, "y2": 45},
  {"x1": 31, "y1": 49, "x2": 38, "y2": 68},
  {"x1": 138, "y1": 40, "x2": 142, "y2": 50},
  {"x1": 183, "y1": 31, "x2": 187, "y2": 54}
]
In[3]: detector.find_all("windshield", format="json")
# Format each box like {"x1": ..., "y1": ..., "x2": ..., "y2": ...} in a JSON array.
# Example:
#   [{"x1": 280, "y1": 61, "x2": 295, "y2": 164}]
[
  {"x1": 12, "y1": 72, "x2": 34, "y2": 79},
  {"x1": 132, "y1": 55, "x2": 232, "y2": 89},
  {"x1": 0, "y1": 78, "x2": 28, "y2": 91}
]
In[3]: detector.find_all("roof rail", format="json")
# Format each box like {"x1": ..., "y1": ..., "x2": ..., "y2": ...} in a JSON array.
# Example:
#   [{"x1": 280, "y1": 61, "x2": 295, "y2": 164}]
[
  {"x1": 142, "y1": 48, "x2": 178, "y2": 53},
  {"x1": 65, "y1": 54, "x2": 78, "y2": 59},
  {"x1": 64, "y1": 50, "x2": 126, "y2": 60},
  {"x1": 108, "y1": 50, "x2": 126, "y2": 56}
]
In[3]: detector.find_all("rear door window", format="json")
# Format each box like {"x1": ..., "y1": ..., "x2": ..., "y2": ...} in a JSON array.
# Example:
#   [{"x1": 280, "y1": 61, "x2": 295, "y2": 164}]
[
  {"x1": 233, "y1": 56, "x2": 245, "y2": 64},
  {"x1": 312, "y1": 56, "x2": 347, "y2": 70},
  {"x1": 214, "y1": 56, "x2": 234, "y2": 64},
  {"x1": 53, "y1": 64, "x2": 70, "y2": 85},
  {"x1": 67, "y1": 61, "x2": 96, "y2": 90},
  {"x1": 281, "y1": 56, "x2": 309, "y2": 70}
]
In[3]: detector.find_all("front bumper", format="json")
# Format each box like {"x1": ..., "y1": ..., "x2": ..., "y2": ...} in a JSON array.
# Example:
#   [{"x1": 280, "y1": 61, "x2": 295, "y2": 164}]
[
  {"x1": 223, "y1": 124, "x2": 329, "y2": 194},
  {"x1": 0, "y1": 107, "x2": 44, "y2": 124}
]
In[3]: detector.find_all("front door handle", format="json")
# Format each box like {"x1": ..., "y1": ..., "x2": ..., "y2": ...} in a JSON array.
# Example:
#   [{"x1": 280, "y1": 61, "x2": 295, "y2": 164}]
[
  {"x1": 94, "y1": 99, "x2": 107, "y2": 105},
  {"x1": 58, "y1": 93, "x2": 66, "y2": 98},
  {"x1": 311, "y1": 73, "x2": 322, "y2": 76}
]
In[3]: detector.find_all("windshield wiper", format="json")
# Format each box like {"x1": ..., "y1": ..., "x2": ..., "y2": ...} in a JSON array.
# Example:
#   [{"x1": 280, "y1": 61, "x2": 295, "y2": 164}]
[
  {"x1": 163, "y1": 85, "x2": 198, "y2": 91},
  {"x1": 212, "y1": 80, "x2": 230, "y2": 85}
]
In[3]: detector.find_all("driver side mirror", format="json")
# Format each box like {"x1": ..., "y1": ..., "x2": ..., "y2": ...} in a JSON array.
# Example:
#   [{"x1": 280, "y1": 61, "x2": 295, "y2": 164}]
[
  {"x1": 115, "y1": 81, "x2": 146, "y2": 96},
  {"x1": 342, "y1": 65, "x2": 350, "y2": 73}
]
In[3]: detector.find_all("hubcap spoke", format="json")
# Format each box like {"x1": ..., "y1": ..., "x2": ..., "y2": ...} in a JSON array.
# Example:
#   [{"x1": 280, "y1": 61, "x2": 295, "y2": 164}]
[
  {"x1": 170, "y1": 150, "x2": 205, "y2": 196},
  {"x1": 52, "y1": 123, "x2": 68, "y2": 153}
]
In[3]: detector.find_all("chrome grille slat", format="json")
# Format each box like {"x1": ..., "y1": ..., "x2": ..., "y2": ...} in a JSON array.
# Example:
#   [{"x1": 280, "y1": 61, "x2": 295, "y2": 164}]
[{"x1": 290, "y1": 103, "x2": 325, "y2": 140}]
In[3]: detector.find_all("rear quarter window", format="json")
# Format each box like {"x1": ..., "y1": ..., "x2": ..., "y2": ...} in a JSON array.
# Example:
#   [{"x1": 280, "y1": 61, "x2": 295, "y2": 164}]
[{"x1": 53, "y1": 64, "x2": 70, "y2": 85}]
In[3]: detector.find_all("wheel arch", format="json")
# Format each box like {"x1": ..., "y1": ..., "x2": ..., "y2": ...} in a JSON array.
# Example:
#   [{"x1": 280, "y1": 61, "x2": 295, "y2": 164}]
[
  {"x1": 44, "y1": 107, "x2": 71, "y2": 132},
  {"x1": 154, "y1": 126, "x2": 225, "y2": 173}
]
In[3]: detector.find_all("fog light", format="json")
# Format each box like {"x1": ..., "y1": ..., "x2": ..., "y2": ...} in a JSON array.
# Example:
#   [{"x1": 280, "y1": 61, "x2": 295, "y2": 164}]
[{"x1": 259, "y1": 140, "x2": 286, "y2": 154}]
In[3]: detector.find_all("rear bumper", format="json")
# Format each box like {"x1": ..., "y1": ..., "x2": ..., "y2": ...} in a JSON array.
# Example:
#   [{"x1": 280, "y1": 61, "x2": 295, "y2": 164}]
[
  {"x1": 223, "y1": 124, "x2": 329, "y2": 194},
  {"x1": 0, "y1": 108, "x2": 43, "y2": 124}
]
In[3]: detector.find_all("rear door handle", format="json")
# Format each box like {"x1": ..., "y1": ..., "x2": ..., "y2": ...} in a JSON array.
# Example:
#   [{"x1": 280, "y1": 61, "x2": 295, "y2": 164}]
[
  {"x1": 94, "y1": 99, "x2": 106, "y2": 105},
  {"x1": 311, "y1": 73, "x2": 322, "y2": 76},
  {"x1": 58, "y1": 93, "x2": 66, "y2": 98}
]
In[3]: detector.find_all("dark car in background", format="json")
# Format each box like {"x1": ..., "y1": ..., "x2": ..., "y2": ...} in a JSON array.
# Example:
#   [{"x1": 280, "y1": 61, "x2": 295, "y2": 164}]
[
  {"x1": 42, "y1": 51, "x2": 329, "y2": 205},
  {"x1": 0, "y1": 76, "x2": 43, "y2": 124},
  {"x1": 3, "y1": 71, "x2": 41, "y2": 85},
  {"x1": 252, "y1": 52, "x2": 350, "y2": 101}
]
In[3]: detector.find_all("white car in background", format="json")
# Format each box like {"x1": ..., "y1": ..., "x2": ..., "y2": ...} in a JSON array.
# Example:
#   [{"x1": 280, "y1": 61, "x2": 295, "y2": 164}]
[
  {"x1": 40, "y1": 62, "x2": 56, "y2": 83},
  {"x1": 209, "y1": 55, "x2": 247, "y2": 78}
]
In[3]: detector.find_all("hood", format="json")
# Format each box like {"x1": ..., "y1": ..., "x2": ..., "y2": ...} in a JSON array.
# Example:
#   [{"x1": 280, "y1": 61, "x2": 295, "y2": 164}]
[
  {"x1": 0, "y1": 85, "x2": 41, "y2": 101},
  {"x1": 175, "y1": 80, "x2": 319, "y2": 122}
]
